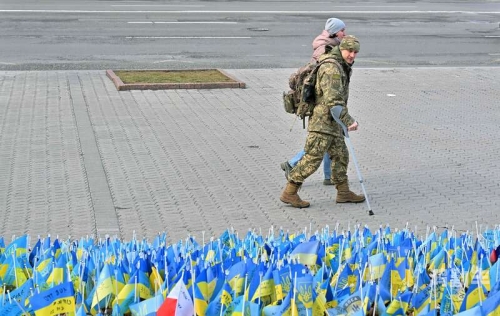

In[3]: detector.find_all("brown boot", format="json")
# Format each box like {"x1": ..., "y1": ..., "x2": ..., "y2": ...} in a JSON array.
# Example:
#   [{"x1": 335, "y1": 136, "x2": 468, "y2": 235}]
[
  {"x1": 336, "y1": 181, "x2": 365, "y2": 203},
  {"x1": 280, "y1": 182, "x2": 310, "y2": 208}
]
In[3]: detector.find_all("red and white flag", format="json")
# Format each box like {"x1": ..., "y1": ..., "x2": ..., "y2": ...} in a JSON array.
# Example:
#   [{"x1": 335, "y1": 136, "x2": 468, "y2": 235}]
[{"x1": 157, "y1": 279, "x2": 194, "y2": 316}]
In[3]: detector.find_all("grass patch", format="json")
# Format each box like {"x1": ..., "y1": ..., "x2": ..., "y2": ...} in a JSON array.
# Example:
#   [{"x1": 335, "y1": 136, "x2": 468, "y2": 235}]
[{"x1": 114, "y1": 69, "x2": 236, "y2": 84}]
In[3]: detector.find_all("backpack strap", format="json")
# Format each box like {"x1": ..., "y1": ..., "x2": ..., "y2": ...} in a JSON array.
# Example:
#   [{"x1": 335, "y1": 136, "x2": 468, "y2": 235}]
[{"x1": 314, "y1": 57, "x2": 342, "y2": 76}]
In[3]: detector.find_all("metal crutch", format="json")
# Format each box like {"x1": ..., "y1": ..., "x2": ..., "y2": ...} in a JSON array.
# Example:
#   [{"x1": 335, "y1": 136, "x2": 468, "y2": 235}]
[{"x1": 330, "y1": 106, "x2": 374, "y2": 216}]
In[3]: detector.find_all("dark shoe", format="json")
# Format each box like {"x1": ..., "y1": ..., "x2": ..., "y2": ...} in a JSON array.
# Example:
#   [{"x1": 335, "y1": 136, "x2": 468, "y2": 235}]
[
  {"x1": 323, "y1": 179, "x2": 334, "y2": 186},
  {"x1": 280, "y1": 182, "x2": 310, "y2": 208},
  {"x1": 280, "y1": 161, "x2": 292, "y2": 180},
  {"x1": 336, "y1": 181, "x2": 365, "y2": 203}
]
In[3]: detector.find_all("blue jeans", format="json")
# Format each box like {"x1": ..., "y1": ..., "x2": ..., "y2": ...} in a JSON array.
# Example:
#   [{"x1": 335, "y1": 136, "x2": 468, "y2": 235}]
[{"x1": 289, "y1": 150, "x2": 331, "y2": 179}]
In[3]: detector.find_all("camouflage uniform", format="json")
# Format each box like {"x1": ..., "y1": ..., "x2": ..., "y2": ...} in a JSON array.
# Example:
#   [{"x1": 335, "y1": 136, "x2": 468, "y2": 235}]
[{"x1": 288, "y1": 44, "x2": 355, "y2": 185}]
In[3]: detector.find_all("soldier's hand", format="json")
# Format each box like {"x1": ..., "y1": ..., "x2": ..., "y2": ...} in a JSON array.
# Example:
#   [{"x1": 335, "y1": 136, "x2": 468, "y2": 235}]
[{"x1": 348, "y1": 121, "x2": 358, "y2": 131}]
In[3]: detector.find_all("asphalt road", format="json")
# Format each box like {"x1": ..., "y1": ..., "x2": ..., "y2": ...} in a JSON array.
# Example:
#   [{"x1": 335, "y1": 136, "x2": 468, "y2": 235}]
[{"x1": 1, "y1": 0, "x2": 499, "y2": 70}]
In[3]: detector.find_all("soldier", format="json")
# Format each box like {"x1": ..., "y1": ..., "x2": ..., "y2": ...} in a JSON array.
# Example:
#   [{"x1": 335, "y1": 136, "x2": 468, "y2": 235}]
[
  {"x1": 280, "y1": 17, "x2": 347, "y2": 186},
  {"x1": 280, "y1": 35, "x2": 365, "y2": 208}
]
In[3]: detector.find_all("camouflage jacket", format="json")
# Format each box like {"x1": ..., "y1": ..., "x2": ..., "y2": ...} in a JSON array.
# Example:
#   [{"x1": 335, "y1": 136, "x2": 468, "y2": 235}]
[{"x1": 307, "y1": 46, "x2": 355, "y2": 136}]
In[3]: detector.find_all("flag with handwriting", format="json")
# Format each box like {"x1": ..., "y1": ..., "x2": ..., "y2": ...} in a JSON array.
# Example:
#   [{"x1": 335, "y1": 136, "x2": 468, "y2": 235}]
[{"x1": 29, "y1": 281, "x2": 75, "y2": 316}]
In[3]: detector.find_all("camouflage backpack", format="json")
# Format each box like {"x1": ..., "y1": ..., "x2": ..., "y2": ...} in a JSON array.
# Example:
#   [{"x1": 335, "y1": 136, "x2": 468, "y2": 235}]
[{"x1": 283, "y1": 57, "x2": 340, "y2": 127}]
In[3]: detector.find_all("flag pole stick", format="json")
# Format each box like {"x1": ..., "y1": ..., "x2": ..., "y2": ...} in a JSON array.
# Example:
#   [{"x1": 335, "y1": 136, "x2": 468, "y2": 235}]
[
  {"x1": 191, "y1": 255, "x2": 196, "y2": 316},
  {"x1": 114, "y1": 269, "x2": 119, "y2": 302},
  {"x1": 333, "y1": 238, "x2": 345, "y2": 294},
  {"x1": 11, "y1": 291, "x2": 29, "y2": 315},
  {"x1": 359, "y1": 263, "x2": 365, "y2": 307},
  {"x1": 80, "y1": 260, "x2": 86, "y2": 302},
  {"x1": 1, "y1": 284, "x2": 5, "y2": 307},
  {"x1": 93, "y1": 276, "x2": 100, "y2": 314},
  {"x1": 373, "y1": 282, "x2": 379, "y2": 316},
  {"x1": 82, "y1": 281, "x2": 86, "y2": 313},
  {"x1": 134, "y1": 274, "x2": 138, "y2": 304},
  {"x1": 33, "y1": 255, "x2": 39, "y2": 291},
  {"x1": 258, "y1": 270, "x2": 263, "y2": 305},
  {"x1": 165, "y1": 253, "x2": 169, "y2": 294},
  {"x1": 242, "y1": 274, "x2": 248, "y2": 314},
  {"x1": 433, "y1": 270, "x2": 437, "y2": 311},
  {"x1": 12, "y1": 251, "x2": 19, "y2": 288},
  {"x1": 479, "y1": 255, "x2": 483, "y2": 307},
  {"x1": 292, "y1": 272, "x2": 297, "y2": 316},
  {"x1": 219, "y1": 296, "x2": 224, "y2": 316}
]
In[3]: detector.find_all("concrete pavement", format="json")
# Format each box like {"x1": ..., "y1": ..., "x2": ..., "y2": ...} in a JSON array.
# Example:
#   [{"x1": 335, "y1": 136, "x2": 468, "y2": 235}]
[{"x1": 0, "y1": 67, "x2": 499, "y2": 243}]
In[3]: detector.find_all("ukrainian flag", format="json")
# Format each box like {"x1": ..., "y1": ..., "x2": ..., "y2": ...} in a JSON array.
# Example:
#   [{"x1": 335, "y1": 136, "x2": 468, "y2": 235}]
[
  {"x1": 34, "y1": 256, "x2": 53, "y2": 277},
  {"x1": 482, "y1": 289, "x2": 500, "y2": 316},
  {"x1": 149, "y1": 265, "x2": 164, "y2": 294},
  {"x1": 411, "y1": 285, "x2": 431, "y2": 315},
  {"x1": 46, "y1": 254, "x2": 69, "y2": 285},
  {"x1": 385, "y1": 290, "x2": 412, "y2": 314},
  {"x1": 193, "y1": 283, "x2": 208, "y2": 316},
  {"x1": 91, "y1": 263, "x2": 114, "y2": 311},
  {"x1": 290, "y1": 240, "x2": 320, "y2": 266},
  {"x1": 227, "y1": 260, "x2": 246, "y2": 296},
  {"x1": 459, "y1": 282, "x2": 487, "y2": 312},
  {"x1": 129, "y1": 294, "x2": 164, "y2": 316},
  {"x1": 246, "y1": 265, "x2": 274, "y2": 302},
  {"x1": 281, "y1": 286, "x2": 299, "y2": 316},
  {"x1": 3, "y1": 235, "x2": 28, "y2": 258},
  {"x1": 367, "y1": 252, "x2": 386, "y2": 280},
  {"x1": 29, "y1": 281, "x2": 76, "y2": 316},
  {"x1": 428, "y1": 248, "x2": 447, "y2": 273},
  {"x1": 273, "y1": 265, "x2": 291, "y2": 300},
  {"x1": 113, "y1": 270, "x2": 153, "y2": 313}
]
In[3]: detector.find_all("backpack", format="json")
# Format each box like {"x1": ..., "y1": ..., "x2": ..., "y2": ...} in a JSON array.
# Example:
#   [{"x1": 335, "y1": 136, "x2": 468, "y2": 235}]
[{"x1": 283, "y1": 57, "x2": 340, "y2": 127}]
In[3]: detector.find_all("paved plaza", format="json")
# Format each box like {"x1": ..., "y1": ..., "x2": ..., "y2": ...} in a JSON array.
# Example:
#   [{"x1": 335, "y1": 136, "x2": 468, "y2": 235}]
[{"x1": 0, "y1": 67, "x2": 499, "y2": 243}]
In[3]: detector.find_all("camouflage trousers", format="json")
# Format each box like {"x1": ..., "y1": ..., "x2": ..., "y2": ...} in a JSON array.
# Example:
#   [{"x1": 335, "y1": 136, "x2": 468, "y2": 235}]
[{"x1": 289, "y1": 132, "x2": 349, "y2": 185}]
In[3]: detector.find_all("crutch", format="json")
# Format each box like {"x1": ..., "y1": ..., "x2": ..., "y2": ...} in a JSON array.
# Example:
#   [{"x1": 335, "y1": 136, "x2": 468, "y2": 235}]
[{"x1": 330, "y1": 106, "x2": 374, "y2": 216}]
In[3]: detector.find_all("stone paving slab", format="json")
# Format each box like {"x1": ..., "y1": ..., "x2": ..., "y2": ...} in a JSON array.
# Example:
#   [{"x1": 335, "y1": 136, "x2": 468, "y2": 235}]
[{"x1": 0, "y1": 67, "x2": 499, "y2": 243}]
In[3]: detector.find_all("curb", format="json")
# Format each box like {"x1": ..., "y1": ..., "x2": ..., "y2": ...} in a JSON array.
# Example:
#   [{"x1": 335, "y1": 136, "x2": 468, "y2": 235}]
[{"x1": 106, "y1": 69, "x2": 246, "y2": 91}]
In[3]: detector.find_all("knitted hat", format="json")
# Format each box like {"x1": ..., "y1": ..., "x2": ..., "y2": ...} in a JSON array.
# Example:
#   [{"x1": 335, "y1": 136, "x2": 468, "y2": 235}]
[
  {"x1": 339, "y1": 35, "x2": 360, "y2": 52},
  {"x1": 324, "y1": 18, "x2": 346, "y2": 35}
]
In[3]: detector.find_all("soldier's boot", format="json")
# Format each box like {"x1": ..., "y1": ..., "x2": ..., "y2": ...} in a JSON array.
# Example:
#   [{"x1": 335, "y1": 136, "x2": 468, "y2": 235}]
[
  {"x1": 280, "y1": 182, "x2": 310, "y2": 208},
  {"x1": 336, "y1": 181, "x2": 365, "y2": 203}
]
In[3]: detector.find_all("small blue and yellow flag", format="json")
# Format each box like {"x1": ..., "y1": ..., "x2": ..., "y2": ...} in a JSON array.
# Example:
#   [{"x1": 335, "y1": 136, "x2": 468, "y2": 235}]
[
  {"x1": 367, "y1": 252, "x2": 386, "y2": 280},
  {"x1": 459, "y1": 281, "x2": 487, "y2": 312},
  {"x1": 129, "y1": 293, "x2": 164, "y2": 316},
  {"x1": 385, "y1": 290, "x2": 412, "y2": 315},
  {"x1": 290, "y1": 240, "x2": 320, "y2": 266},
  {"x1": 29, "y1": 281, "x2": 75, "y2": 316},
  {"x1": 482, "y1": 289, "x2": 500, "y2": 316}
]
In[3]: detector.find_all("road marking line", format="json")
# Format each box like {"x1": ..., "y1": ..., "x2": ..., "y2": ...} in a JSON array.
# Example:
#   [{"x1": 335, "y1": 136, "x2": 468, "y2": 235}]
[
  {"x1": 485, "y1": 36, "x2": 500, "y2": 38},
  {"x1": 1, "y1": 10, "x2": 500, "y2": 14},
  {"x1": 153, "y1": 60, "x2": 195, "y2": 63},
  {"x1": 115, "y1": 4, "x2": 412, "y2": 8},
  {"x1": 128, "y1": 21, "x2": 237, "y2": 24},
  {"x1": 0, "y1": 62, "x2": 16, "y2": 65},
  {"x1": 112, "y1": 4, "x2": 204, "y2": 7},
  {"x1": 126, "y1": 36, "x2": 251, "y2": 39},
  {"x1": 329, "y1": 5, "x2": 417, "y2": 7}
]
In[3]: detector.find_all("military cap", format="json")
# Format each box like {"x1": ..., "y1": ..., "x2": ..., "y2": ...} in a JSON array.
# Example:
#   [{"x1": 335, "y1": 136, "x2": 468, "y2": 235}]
[{"x1": 339, "y1": 35, "x2": 360, "y2": 52}]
